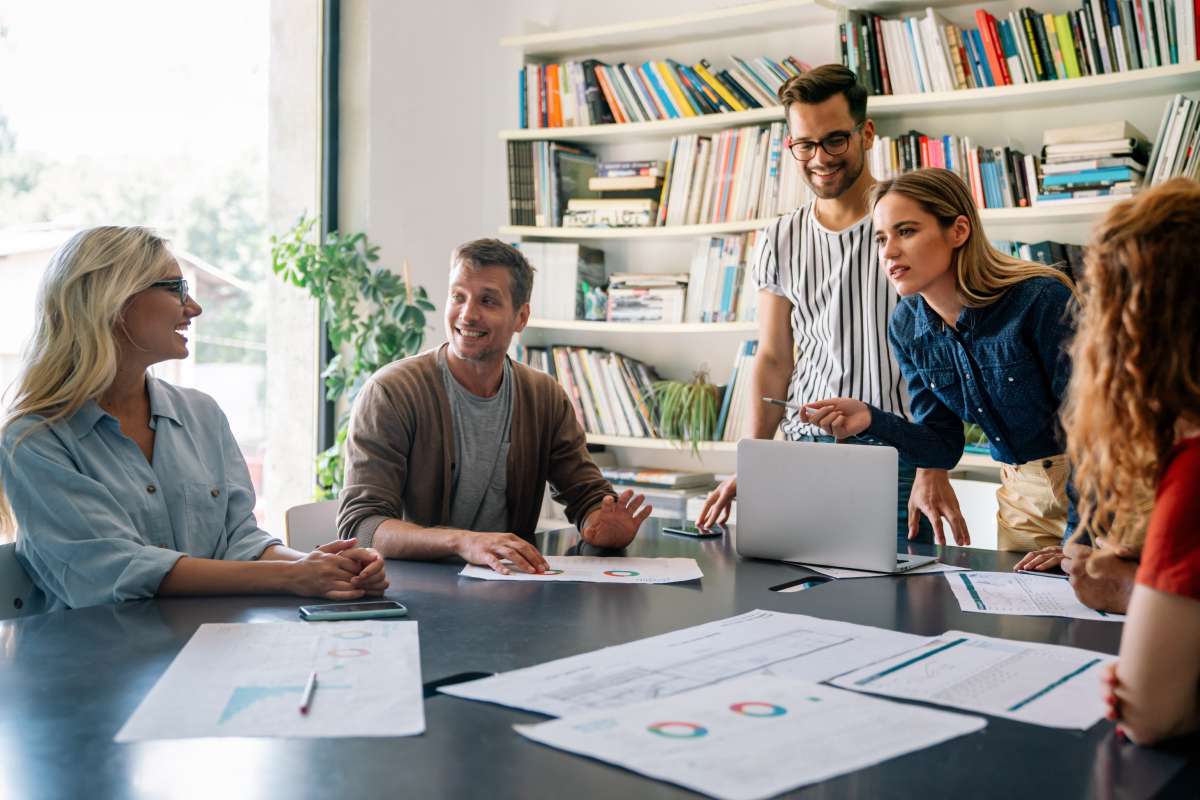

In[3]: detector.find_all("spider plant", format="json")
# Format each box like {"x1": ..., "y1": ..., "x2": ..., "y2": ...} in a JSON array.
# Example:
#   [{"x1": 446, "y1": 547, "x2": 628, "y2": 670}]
[{"x1": 651, "y1": 370, "x2": 721, "y2": 456}]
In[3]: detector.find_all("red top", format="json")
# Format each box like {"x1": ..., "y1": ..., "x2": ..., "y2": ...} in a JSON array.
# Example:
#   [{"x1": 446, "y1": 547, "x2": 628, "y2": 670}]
[{"x1": 1136, "y1": 436, "x2": 1200, "y2": 601}]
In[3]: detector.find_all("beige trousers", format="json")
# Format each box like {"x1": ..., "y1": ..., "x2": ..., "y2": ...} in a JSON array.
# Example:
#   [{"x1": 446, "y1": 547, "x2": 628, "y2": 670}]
[{"x1": 995, "y1": 453, "x2": 1070, "y2": 552}]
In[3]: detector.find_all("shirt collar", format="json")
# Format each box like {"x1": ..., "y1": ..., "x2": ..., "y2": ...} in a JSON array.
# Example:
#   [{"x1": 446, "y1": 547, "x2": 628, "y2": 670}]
[
  {"x1": 146, "y1": 377, "x2": 182, "y2": 426},
  {"x1": 915, "y1": 295, "x2": 983, "y2": 335},
  {"x1": 66, "y1": 377, "x2": 182, "y2": 439}
]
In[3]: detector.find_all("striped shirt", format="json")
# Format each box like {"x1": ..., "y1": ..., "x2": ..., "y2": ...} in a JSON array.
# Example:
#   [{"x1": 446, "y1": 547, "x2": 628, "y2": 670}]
[{"x1": 752, "y1": 202, "x2": 910, "y2": 439}]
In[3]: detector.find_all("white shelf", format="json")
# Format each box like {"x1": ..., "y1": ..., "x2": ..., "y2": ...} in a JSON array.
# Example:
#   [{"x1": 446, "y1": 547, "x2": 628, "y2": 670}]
[
  {"x1": 500, "y1": 63, "x2": 1200, "y2": 143},
  {"x1": 504, "y1": 202, "x2": 1116, "y2": 240},
  {"x1": 587, "y1": 433, "x2": 738, "y2": 452},
  {"x1": 526, "y1": 319, "x2": 758, "y2": 333},
  {"x1": 501, "y1": 0, "x2": 836, "y2": 58},
  {"x1": 501, "y1": 219, "x2": 774, "y2": 239}
]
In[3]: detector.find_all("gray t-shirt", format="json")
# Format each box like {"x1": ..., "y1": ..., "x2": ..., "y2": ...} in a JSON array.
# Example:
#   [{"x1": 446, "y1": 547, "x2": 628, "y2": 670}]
[{"x1": 440, "y1": 355, "x2": 513, "y2": 532}]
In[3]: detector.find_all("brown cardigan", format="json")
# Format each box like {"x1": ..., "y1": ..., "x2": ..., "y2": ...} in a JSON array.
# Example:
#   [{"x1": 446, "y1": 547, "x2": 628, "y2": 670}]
[{"x1": 337, "y1": 345, "x2": 614, "y2": 546}]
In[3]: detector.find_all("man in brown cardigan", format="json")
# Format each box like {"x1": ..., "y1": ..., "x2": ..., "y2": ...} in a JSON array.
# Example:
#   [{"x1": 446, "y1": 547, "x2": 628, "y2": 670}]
[{"x1": 337, "y1": 239, "x2": 652, "y2": 574}]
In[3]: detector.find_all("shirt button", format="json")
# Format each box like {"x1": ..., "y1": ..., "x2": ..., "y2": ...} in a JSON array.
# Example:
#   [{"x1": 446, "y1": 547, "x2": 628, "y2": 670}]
[
  {"x1": 211, "y1": 488, "x2": 220, "y2": 498},
  {"x1": 930, "y1": 382, "x2": 937, "y2": 388},
  {"x1": 1042, "y1": 459, "x2": 1053, "y2": 468},
  {"x1": 977, "y1": 407, "x2": 983, "y2": 413},
  {"x1": 1007, "y1": 376, "x2": 1014, "y2": 382},
  {"x1": 146, "y1": 484, "x2": 157, "y2": 494}
]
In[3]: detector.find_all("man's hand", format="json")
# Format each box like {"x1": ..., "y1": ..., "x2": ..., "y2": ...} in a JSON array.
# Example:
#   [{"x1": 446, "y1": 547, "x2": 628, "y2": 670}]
[
  {"x1": 698, "y1": 476, "x2": 737, "y2": 528},
  {"x1": 908, "y1": 468, "x2": 970, "y2": 545},
  {"x1": 1062, "y1": 537, "x2": 1138, "y2": 614},
  {"x1": 457, "y1": 532, "x2": 549, "y2": 575},
  {"x1": 342, "y1": 546, "x2": 389, "y2": 595},
  {"x1": 1014, "y1": 545, "x2": 1065, "y2": 573},
  {"x1": 582, "y1": 490, "x2": 652, "y2": 549},
  {"x1": 800, "y1": 398, "x2": 871, "y2": 440}
]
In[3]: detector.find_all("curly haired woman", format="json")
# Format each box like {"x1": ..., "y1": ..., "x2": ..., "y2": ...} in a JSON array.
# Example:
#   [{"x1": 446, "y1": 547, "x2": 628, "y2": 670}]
[{"x1": 1072, "y1": 178, "x2": 1200, "y2": 745}]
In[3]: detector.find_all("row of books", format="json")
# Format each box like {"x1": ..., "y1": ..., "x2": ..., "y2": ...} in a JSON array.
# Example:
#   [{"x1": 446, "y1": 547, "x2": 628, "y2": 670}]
[
  {"x1": 840, "y1": 3, "x2": 1198, "y2": 96},
  {"x1": 992, "y1": 238, "x2": 1086, "y2": 277},
  {"x1": 716, "y1": 340, "x2": 760, "y2": 442},
  {"x1": 868, "y1": 133, "x2": 1041, "y2": 208},
  {"x1": 515, "y1": 242, "x2": 606, "y2": 321},
  {"x1": 607, "y1": 273, "x2": 688, "y2": 324},
  {"x1": 506, "y1": 141, "x2": 598, "y2": 227},
  {"x1": 516, "y1": 346, "x2": 661, "y2": 439},
  {"x1": 1145, "y1": 92, "x2": 1200, "y2": 183},
  {"x1": 686, "y1": 233, "x2": 760, "y2": 323},
  {"x1": 657, "y1": 123, "x2": 813, "y2": 227},
  {"x1": 518, "y1": 56, "x2": 811, "y2": 129}
]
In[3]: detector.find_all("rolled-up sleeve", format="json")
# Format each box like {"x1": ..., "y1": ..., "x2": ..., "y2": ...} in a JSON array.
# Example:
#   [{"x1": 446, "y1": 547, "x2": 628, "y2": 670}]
[
  {"x1": 338, "y1": 378, "x2": 411, "y2": 546},
  {"x1": 212, "y1": 411, "x2": 281, "y2": 561},
  {"x1": 1, "y1": 425, "x2": 183, "y2": 609}
]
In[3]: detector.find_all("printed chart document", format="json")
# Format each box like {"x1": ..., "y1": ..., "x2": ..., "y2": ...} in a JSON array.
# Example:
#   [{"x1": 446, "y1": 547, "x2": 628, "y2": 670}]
[
  {"x1": 831, "y1": 630, "x2": 1114, "y2": 729},
  {"x1": 516, "y1": 676, "x2": 985, "y2": 800},
  {"x1": 946, "y1": 571, "x2": 1125, "y2": 621},
  {"x1": 798, "y1": 562, "x2": 969, "y2": 580},
  {"x1": 460, "y1": 555, "x2": 702, "y2": 584},
  {"x1": 116, "y1": 621, "x2": 424, "y2": 741},
  {"x1": 441, "y1": 609, "x2": 931, "y2": 716}
]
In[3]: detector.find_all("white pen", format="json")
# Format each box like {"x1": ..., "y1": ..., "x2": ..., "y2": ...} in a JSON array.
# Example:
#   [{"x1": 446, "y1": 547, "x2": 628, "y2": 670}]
[
  {"x1": 299, "y1": 670, "x2": 318, "y2": 715},
  {"x1": 762, "y1": 396, "x2": 805, "y2": 411}
]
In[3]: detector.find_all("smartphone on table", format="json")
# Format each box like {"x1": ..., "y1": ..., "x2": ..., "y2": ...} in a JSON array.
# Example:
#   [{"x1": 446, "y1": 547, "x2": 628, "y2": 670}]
[
  {"x1": 299, "y1": 600, "x2": 409, "y2": 621},
  {"x1": 662, "y1": 522, "x2": 725, "y2": 538}
]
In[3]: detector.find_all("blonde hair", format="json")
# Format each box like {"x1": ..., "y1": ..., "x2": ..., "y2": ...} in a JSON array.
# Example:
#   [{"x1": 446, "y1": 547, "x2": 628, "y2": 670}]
[
  {"x1": 0, "y1": 226, "x2": 176, "y2": 532},
  {"x1": 1064, "y1": 178, "x2": 1200, "y2": 547},
  {"x1": 870, "y1": 168, "x2": 1075, "y2": 305}
]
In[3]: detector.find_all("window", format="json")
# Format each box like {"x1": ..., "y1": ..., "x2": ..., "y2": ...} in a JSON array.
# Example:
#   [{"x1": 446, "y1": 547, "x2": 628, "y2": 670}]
[{"x1": 0, "y1": 1, "x2": 314, "y2": 537}]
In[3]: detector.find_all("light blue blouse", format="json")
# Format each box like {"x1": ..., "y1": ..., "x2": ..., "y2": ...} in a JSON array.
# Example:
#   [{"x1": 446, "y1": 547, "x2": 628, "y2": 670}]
[{"x1": 1, "y1": 377, "x2": 281, "y2": 611}]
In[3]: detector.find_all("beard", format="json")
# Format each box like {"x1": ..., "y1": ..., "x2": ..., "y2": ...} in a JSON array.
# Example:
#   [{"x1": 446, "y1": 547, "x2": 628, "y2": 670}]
[{"x1": 802, "y1": 150, "x2": 865, "y2": 200}]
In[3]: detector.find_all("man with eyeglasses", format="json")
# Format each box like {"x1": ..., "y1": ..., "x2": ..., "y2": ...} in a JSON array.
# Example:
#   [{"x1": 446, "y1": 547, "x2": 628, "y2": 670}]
[{"x1": 699, "y1": 64, "x2": 949, "y2": 545}]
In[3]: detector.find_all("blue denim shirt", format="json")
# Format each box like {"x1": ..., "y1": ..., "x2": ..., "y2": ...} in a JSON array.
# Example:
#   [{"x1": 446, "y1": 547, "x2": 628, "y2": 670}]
[
  {"x1": 866, "y1": 276, "x2": 1074, "y2": 469},
  {"x1": 1, "y1": 378, "x2": 280, "y2": 611}
]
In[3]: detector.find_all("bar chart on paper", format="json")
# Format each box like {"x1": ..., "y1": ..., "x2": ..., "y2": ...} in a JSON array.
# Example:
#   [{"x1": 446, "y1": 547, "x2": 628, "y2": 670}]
[{"x1": 115, "y1": 621, "x2": 424, "y2": 741}]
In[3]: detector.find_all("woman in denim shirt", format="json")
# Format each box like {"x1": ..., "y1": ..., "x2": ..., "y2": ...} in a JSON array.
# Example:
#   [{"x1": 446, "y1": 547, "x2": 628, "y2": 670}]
[
  {"x1": 803, "y1": 168, "x2": 1076, "y2": 552},
  {"x1": 0, "y1": 226, "x2": 388, "y2": 611}
]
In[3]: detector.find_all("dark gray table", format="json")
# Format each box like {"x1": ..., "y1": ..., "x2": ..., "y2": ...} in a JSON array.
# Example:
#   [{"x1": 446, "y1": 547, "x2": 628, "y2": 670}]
[{"x1": 2, "y1": 520, "x2": 1196, "y2": 799}]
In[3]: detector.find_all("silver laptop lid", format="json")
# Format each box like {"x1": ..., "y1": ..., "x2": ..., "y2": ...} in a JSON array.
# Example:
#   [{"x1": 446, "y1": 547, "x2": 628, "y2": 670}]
[{"x1": 735, "y1": 439, "x2": 899, "y2": 572}]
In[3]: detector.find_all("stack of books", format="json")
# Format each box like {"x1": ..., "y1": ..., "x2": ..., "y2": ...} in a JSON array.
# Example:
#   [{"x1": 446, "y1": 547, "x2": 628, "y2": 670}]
[
  {"x1": 1145, "y1": 93, "x2": 1200, "y2": 184},
  {"x1": 518, "y1": 56, "x2": 812, "y2": 129},
  {"x1": 517, "y1": 346, "x2": 661, "y2": 438},
  {"x1": 869, "y1": 133, "x2": 1037, "y2": 209},
  {"x1": 717, "y1": 340, "x2": 760, "y2": 442},
  {"x1": 658, "y1": 123, "x2": 812, "y2": 227},
  {"x1": 515, "y1": 243, "x2": 606, "y2": 320},
  {"x1": 589, "y1": 160, "x2": 665, "y2": 191},
  {"x1": 840, "y1": 3, "x2": 1198, "y2": 96},
  {"x1": 600, "y1": 467, "x2": 716, "y2": 488},
  {"x1": 607, "y1": 273, "x2": 689, "y2": 324},
  {"x1": 506, "y1": 141, "x2": 598, "y2": 226},
  {"x1": 1037, "y1": 121, "x2": 1149, "y2": 204},
  {"x1": 686, "y1": 233, "x2": 761, "y2": 323}
]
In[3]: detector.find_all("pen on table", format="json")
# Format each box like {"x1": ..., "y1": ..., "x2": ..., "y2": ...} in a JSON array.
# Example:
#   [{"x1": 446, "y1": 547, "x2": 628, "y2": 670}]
[{"x1": 299, "y1": 670, "x2": 318, "y2": 715}]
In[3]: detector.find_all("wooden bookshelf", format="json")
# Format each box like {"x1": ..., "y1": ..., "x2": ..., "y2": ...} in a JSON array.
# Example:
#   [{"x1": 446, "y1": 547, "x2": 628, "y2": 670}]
[
  {"x1": 499, "y1": 62, "x2": 1200, "y2": 143},
  {"x1": 526, "y1": 319, "x2": 758, "y2": 334},
  {"x1": 500, "y1": 0, "x2": 835, "y2": 59}
]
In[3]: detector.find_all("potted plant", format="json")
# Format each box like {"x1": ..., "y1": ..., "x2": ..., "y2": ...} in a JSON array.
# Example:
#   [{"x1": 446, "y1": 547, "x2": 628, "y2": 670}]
[
  {"x1": 651, "y1": 369, "x2": 721, "y2": 456},
  {"x1": 270, "y1": 215, "x2": 435, "y2": 499}
]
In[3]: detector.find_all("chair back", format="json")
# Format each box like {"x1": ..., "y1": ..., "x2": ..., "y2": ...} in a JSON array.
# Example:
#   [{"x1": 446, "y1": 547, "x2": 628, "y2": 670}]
[
  {"x1": 284, "y1": 500, "x2": 339, "y2": 552},
  {"x1": 0, "y1": 543, "x2": 37, "y2": 621}
]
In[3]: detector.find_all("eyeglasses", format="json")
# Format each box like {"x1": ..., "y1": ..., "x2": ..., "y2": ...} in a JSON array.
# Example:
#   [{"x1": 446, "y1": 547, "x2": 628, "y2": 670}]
[
  {"x1": 786, "y1": 123, "x2": 864, "y2": 161},
  {"x1": 150, "y1": 278, "x2": 190, "y2": 305}
]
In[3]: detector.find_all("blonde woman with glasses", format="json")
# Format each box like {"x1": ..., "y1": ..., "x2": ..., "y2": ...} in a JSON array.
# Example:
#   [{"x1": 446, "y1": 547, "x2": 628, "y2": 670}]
[
  {"x1": 801, "y1": 167, "x2": 1078, "y2": 552},
  {"x1": 0, "y1": 226, "x2": 387, "y2": 611}
]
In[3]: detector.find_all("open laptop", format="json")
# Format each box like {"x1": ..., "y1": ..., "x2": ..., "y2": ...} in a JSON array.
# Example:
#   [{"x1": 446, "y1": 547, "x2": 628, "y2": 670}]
[{"x1": 734, "y1": 439, "x2": 938, "y2": 573}]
